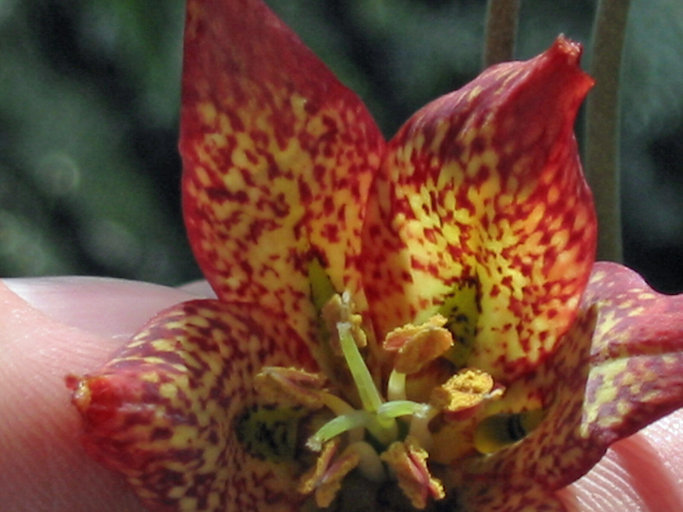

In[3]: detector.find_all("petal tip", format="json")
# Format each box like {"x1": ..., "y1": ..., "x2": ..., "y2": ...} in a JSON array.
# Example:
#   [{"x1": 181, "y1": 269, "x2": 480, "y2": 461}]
[
  {"x1": 552, "y1": 34, "x2": 584, "y2": 64},
  {"x1": 538, "y1": 34, "x2": 595, "y2": 98}
]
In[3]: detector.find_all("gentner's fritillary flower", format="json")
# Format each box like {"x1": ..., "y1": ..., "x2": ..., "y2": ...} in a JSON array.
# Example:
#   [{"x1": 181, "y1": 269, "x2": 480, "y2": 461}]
[{"x1": 67, "y1": 1, "x2": 683, "y2": 510}]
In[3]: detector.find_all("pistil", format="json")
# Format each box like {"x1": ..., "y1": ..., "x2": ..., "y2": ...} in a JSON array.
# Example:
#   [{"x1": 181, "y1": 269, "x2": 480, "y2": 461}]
[
  {"x1": 337, "y1": 322, "x2": 382, "y2": 413},
  {"x1": 252, "y1": 293, "x2": 506, "y2": 510}
]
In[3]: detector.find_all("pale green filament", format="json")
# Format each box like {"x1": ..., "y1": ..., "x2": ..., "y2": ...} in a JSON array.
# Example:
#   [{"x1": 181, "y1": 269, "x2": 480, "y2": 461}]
[
  {"x1": 387, "y1": 369, "x2": 407, "y2": 401},
  {"x1": 409, "y1": 405, "x2": 439, "y2": 449},
  {"x1": 337, "y1": 322, "x2": 383, "y2": 412},
  {"x1": 320, "y1": 391, "x2": 356, "y2": 417}
]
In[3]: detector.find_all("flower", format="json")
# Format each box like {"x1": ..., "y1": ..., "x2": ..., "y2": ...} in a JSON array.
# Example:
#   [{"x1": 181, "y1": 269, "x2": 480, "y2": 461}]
[{"x1": 67, "y1": 0, "x2": 683, "y2": 511}]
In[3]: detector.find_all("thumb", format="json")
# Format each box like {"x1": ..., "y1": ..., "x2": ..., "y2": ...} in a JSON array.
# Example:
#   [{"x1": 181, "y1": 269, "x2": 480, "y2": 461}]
[
  {"x1": 0, "y1": 278, "x2": 197, "y2": 512},
  {"x1": 558, "y1": 408, "x2": 682, "y2": 511}
]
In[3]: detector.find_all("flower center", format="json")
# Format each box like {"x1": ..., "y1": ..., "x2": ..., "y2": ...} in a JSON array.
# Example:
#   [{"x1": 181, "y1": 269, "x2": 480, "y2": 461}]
[{"x1": 253, "y1": 292, "x2": 505, "y2": 510}]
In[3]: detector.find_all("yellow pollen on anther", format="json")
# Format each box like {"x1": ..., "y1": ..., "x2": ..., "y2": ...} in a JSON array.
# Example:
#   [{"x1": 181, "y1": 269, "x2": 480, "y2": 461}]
[
  {"x1": 322, "y1": 292, "x2": 367, "y2": 355},
  {"x1": 430, "y1": 367, "x2": 501, "y2": 413}
]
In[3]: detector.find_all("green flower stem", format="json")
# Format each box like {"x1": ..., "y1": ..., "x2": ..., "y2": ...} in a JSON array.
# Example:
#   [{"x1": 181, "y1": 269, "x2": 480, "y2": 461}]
[
  {"x1": 585, "y1": 0, "x2": 631, "y2": 262},
  {"x1": 483, "y1": 0, "x2": 520, "y2": 67}
]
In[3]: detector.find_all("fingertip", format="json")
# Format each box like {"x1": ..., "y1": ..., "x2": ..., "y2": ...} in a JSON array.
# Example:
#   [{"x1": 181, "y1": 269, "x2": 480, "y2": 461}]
[
  {"x1": 558, "y1": 410, "x2": 683, "y2": 512},
  {"x1": 3, "y1": 276, "x2": 200, "y2": 340},
  {"x1": 0, "y1": 280, "x2": 149, "y2": 511}
]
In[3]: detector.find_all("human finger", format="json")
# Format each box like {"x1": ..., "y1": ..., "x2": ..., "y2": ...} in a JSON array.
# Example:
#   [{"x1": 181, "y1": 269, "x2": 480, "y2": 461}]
[{"x1": 0, "y1": 278, "x2": 200, "y2": 511}]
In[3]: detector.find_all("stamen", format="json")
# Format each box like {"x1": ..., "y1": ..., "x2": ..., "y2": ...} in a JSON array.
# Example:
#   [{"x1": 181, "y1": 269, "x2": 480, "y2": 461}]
[
  {"x1": 299, "y1": 439, "x2": 360, "y2": 508},
  {"x1": 323, "y1": 292, "x2": 367, "y2": 355},
  {"x1": 319, "y1": 391, "x2": 356, "y2": 417},
  {"x1": 430, "y1": 367, "x2": 501, "y2": 414},
  {"x1": 408, "y1": 405, "x2": 439, "y2": 451},
  {"x1": 383, "y1": 315, "x2": 453, "y2": 374},
  {"x1": 254, "y1": 366, "x2": 327, "y2": 408},
  {"x1": 381, "y1": 435, "x2": 445, "y2": 510}
]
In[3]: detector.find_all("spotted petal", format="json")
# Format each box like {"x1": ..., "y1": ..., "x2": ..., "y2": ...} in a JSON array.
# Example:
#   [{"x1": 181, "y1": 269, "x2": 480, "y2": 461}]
[
  {"x1": 459, "y1": 262, "x2": 683, "y2": 507},
  {"x1": 181, "y1": 0, "x2": 384, "y2": 349},
  {"x1": 361, "y1": 37, "x2": 597, "y2": 380},
  {"x1": 68, "y1": 300, "x2": 317, "y2": 511}
]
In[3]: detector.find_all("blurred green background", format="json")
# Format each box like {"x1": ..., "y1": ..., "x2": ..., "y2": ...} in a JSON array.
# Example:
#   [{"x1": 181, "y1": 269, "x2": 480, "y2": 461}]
[{"x1": 1, "y1": 0, "x2": 681, "y2": 292}]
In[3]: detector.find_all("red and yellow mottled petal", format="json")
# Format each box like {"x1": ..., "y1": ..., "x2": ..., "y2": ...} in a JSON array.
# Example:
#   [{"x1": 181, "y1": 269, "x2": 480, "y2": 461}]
[
  {"x1": 580, "y1": 262, "x2": 683, "y2": 447},
  {"x1": 361, "y1": 36, "x2": 596, "y2": 380},
  {"x1": 68, "y1": 300, "x2": 317, "y2": 511},
  {"x1": 181, "y1": 0, "x2": 384, "y2": 350},
  {"x1": 462, "y1": 262, "x2": 683, "y2": 492},
  {"x1": 462, "y1": 305, "x2": 598, "y2": 490}
]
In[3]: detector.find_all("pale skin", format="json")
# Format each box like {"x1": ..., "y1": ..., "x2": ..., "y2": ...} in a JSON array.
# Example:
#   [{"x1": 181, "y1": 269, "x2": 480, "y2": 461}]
[{"x1": 0, "y1": 277, "x2": 680, "y2": 511}]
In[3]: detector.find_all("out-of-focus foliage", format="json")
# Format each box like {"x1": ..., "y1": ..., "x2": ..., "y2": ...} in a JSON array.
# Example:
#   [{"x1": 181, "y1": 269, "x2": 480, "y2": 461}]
[
  {"x1": 0, "y1": 0, "x2": 681, "y2": 291},
  {"x1": 0, "y1": 0, "x2": 192, "y2": 283}
]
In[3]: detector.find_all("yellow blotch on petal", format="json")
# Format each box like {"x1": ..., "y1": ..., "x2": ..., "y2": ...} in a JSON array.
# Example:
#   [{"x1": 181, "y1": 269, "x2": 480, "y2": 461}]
[{"x1": 197, "y1": 101, "x2": 217, "y2": 124}]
